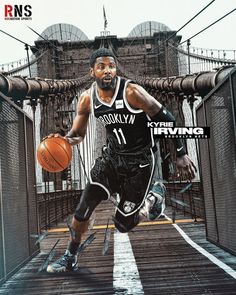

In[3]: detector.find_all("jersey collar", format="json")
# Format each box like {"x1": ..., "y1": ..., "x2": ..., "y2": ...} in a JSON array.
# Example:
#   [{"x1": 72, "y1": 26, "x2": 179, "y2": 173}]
[{"x1": 95, "y1": 76, "x2": 121, "y2": 107}]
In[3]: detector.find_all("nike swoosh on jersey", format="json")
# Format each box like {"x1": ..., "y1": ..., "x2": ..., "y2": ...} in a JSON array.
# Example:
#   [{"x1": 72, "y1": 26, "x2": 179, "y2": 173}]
[
  {"x1": 139, "y1": 163, "x2": 150, "y2": 168},
  {"x1": 177, "y1": 147, "x2": 183, "y2": 152},
  {"x1": 95, "y1": 104, "x2": 103, "y2": 109}
]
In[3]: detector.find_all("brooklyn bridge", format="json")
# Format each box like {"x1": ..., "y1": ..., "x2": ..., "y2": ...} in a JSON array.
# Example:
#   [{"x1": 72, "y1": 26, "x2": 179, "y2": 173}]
[{"x1": 0, "y1": 8, "x2": 236, "y2": 295}]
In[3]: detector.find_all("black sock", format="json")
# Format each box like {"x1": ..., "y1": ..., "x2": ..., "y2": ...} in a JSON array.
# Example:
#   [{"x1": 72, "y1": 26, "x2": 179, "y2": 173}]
[{"x1": 68, "y1": 240, "x2": 80, "y2": 255}]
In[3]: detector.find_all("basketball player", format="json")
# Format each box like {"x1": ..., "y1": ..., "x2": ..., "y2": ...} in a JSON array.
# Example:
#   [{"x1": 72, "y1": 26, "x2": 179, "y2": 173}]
[{"x1": 47, "y1": 48, "x2": 196, "y2": 272}]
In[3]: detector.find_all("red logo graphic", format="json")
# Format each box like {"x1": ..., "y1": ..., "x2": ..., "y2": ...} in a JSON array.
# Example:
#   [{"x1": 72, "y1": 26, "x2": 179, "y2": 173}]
[{"x1": 4, "y1": 4, "x2": 32, "y2": 20}]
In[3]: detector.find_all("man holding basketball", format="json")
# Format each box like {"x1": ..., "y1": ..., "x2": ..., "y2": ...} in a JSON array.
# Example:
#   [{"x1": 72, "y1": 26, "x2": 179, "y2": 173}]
[{"x1": 47, "y1": 48, "x2": 196, "y2": 273}]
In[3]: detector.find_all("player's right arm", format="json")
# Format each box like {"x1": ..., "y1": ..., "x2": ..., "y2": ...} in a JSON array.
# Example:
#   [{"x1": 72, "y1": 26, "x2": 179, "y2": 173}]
[
  {"x1": 65, "y1": 90, "x2": 91, "y2": 145},
  {"x1": 47, "y1": 90, "x2": 91, "y2": 145}
]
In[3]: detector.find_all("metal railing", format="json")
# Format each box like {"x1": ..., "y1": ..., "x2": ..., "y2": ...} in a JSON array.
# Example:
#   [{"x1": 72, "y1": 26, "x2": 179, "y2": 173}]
[
  {"x1": 0, "y1": 91, "x2": 39, "y2": 285},
  {"x1": 196, "y1": 67, "x2": 236, "y2": 255},
  {"x1": 166, "y1": 181, "x2": 205, "y2": 221},
  {"x1": 37, "y1": 190, "x2": 82, "y2": 230}
]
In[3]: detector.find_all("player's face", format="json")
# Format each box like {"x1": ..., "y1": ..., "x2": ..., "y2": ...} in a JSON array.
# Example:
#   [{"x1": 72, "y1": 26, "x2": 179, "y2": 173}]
[{"x1": 91, "y1": 56, "x2": 117, "y2": 90}]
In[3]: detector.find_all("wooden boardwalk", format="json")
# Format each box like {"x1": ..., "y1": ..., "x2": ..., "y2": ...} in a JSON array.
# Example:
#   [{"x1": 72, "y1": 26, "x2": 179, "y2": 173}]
[{"x1": 1, "y1": 202, "x2": 236, "y2": 295}]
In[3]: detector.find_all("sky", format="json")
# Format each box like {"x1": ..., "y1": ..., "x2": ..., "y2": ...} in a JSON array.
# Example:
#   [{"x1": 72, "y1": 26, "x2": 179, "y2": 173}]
[{"x1": 0, "y1": 0, "x2": 235, "y2": 65}]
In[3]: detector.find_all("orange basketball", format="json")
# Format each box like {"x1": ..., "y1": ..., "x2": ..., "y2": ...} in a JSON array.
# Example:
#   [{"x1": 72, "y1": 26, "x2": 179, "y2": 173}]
[{"x1": 37, "y1": 137, "x2": 72, "y2": 173}]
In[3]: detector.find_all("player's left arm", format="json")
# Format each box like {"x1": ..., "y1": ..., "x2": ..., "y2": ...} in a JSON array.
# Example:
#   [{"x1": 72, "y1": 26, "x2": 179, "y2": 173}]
[{"x1": 126, "y1": 83, "x2": 197, "y2": 180}]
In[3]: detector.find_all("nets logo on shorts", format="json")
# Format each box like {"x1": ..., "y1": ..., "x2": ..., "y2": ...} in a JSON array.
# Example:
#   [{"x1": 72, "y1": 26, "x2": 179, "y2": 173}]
[
  {"x1": 4, "y1": 4, "x2": 32, "y2": 20},
  {"x1": 123, "y1": 201, "x2": 136, "y2": 213}
]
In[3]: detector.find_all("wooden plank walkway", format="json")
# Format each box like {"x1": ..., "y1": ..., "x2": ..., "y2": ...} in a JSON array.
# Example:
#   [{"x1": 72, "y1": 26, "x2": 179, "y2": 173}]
[{"x1": 1, "y1": 202, "x2": 236, "y2": 295}]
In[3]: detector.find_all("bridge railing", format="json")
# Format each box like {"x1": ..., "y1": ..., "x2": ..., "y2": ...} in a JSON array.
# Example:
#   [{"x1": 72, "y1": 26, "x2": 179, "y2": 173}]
[
  {"x1": 0, "y1": 91, "x2": 39, "y2": 285},
  {"x1": 196, "y1": 67, "x2": 236, "y2": 255},
  {"x1": 0, "y1": 50, "x2": 48, "y2": 77},
  {"x1": 37, "y1": 190, "x2": 82, "y2": 230},
  {"x1": 172, "y1": 44, "x2": 236, "y2": 75},
  {"x1": 166, "y1": 182, "x2": 204, "y2": 220}
]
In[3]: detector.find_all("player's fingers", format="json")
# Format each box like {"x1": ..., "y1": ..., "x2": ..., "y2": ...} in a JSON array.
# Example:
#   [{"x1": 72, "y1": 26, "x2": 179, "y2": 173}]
[
  {"x1": 188, "y1": 169, "x2": 194, "y2": 180},
  {"x1": 187, "y1": 165, "x2": 195, "y2": 180},
  {"x1": 63, "y1": 136, "x2": 70, "y2": 142},
  {"x1": 43, "y1": 133, "x2": 62, "y2": 140},
  {"x1": 176, "y1": 166, "x2": 183, "y2": 178},
  {"x1": 50, "y1": 133, "x2": 62, "y2": 138},
  {"x1": 191, "y1": 161, "x2": 197, "y2": 172},
  {"x1": 180, "y1": 169, "x2": 187, "y2": 180},
  {"x1": 42, "y1": 134, "x2": 51, "y2": 140},
  {"x1": 179, "y1": 164, "x2": 193, "y2": 180},
  {"x1": 47, "y1": 133, "x2": 55, "y2": 138}
]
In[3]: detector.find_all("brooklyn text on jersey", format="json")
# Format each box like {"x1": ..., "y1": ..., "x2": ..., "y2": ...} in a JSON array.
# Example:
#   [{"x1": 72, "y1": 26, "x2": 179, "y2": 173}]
[{"x1": 97, "y1": 113, "x2": 136, "y2": 126}]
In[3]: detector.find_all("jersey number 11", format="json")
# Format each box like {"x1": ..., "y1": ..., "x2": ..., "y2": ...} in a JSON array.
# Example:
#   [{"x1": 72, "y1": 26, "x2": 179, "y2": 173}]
[{"x1": 113, "y1": 128, "x2": 127, "y2": 145}]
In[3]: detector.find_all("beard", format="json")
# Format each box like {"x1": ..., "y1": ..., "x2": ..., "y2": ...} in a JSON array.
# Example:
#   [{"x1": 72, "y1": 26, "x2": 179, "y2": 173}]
[{"x1": 95, "y1": 76, "x2": 117, "y2": 90}]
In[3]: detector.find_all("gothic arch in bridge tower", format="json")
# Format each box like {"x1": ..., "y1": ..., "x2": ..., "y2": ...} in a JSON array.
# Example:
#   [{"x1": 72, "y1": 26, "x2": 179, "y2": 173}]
[
  {"x1": 38, "y1": 23, "x2": 89, "y2": 42},
  {"x1": 128, "y1": 21, "x2": 171, "y2": 37}
]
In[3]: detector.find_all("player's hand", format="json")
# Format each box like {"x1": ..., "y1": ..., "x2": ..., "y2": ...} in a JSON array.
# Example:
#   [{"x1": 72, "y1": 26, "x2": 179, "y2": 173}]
[
  {"x1": 176, "y1": 154, "x2": 197, "y2": 180},
  {"x1": 43, "y1": 133, "x2": 68, "y2": 141}
]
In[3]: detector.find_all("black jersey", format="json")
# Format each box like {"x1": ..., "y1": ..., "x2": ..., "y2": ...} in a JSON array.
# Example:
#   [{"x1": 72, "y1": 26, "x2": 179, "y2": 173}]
[{"x1": 91, "y1": 76, "x2": 154, "y2": 154}]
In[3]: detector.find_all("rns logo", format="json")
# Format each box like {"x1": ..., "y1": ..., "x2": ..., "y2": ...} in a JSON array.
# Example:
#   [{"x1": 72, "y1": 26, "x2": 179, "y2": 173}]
[{"x1": 4, "y1": 4, "x2": 32, "y2": 20}]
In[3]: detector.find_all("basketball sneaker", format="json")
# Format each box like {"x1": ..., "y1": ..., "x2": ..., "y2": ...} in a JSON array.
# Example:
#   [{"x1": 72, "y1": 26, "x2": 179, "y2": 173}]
[
  {"x1": 141, "y1": 182, "x2": 166, "y2": 221},
  {"x1": 47, "y1": 250, "x2": 77, "y2": 273}
]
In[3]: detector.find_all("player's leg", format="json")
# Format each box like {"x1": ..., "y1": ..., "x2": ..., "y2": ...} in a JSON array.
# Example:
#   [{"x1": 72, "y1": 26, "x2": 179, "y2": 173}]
[
  {"x1": 140, "y1": 181, "x2": 166, "y2": 221},
  {"x1": 47, "y1": 158, "x2": 112, "y2": 273},
  {"x1": 46, "y1": 183, "x2": 108, "y2": 273},
  {"x1": 113, "y1": 182, "x2": 166, "y2": 231},
  {"x1": 113, "y1": 152, "x2": 154, "y2": 232},
  {"x1": 113, "y1": 150, "x2": 166, "y2": 231}
]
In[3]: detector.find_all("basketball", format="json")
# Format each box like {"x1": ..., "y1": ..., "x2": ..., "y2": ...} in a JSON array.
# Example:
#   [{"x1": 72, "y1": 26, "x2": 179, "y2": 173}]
[{"x1": 37, "y1": 137, "x2": 72, "y2": 173}]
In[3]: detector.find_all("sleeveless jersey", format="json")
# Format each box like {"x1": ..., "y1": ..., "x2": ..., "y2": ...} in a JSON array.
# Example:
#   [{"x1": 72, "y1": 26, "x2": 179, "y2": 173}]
[{"x1": 91, "y1": 76, "x2": 154, "y2": 154}]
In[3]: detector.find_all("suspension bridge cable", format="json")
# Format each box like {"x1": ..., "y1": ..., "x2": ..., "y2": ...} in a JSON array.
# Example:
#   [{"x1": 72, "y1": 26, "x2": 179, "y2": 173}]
[
  {"x1": 108, "y1": 1, "x2": 217, "y2": 74},
  {"x1": 120, "y1": 6, "x2": 235, "y2": 74},
  {"x1": 0, "y1": 29, "x2": 41, "y2": 54},
  {"x1": 148, "y1": 0, "x2": 216, "y2": 54},
  {"x1": 180, "y1": 8, "x2": 236, "y2": 44},
  {"x1": 27, "y1": 26, "x2": 61, "y2": 51},
  {"x1": 165, "y1": 0, "x2": 216, "y2": 43},
  {"x1": 0, "y1": 29, "x2": 30, "y2": 46},
  {"x1": 169, "y1": 43, "x2": 236, "y2": 64},
  {"x1": 0, "y1": 29, "x2": 43, "y2": 76}
]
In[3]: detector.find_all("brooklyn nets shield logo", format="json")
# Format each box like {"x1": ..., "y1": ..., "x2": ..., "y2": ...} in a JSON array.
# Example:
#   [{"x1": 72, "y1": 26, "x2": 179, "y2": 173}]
[{"x1": 123, "y1": 201, "x2": 136, "y2": 213}]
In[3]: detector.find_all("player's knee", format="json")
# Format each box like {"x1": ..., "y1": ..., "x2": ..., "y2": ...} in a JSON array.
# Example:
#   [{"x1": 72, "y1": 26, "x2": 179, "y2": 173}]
[
  {"x1": 71, "y1": 217, "x2": 89, "y2": 234},
  {"x1": 74, "y1": 183, "x2": 108, "y2": 222},
  {"x1": 74, "y1": 210, "x2": 90, "y2": 222}
]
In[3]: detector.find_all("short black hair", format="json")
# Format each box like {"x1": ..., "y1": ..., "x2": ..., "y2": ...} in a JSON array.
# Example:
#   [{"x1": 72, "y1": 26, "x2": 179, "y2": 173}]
[{"x1": 89, "y1": 48, "x2": 116, "y2": 68}]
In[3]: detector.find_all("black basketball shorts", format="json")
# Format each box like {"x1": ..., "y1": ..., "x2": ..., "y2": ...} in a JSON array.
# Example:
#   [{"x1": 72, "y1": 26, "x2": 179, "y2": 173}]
[{"x1": 74, "y1": 147, "x2": 157, "y2": 232}]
